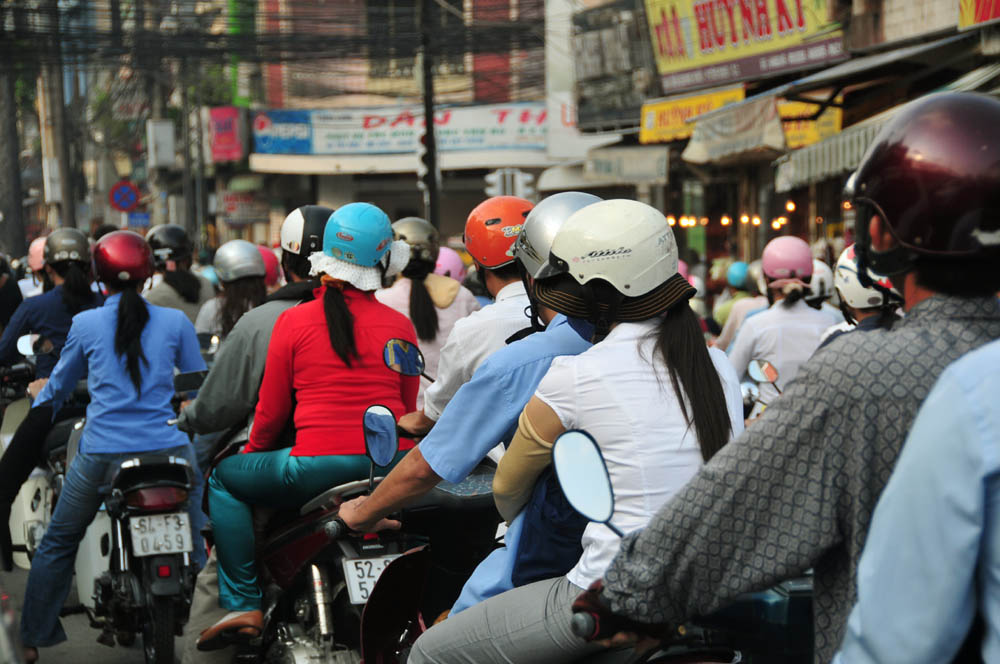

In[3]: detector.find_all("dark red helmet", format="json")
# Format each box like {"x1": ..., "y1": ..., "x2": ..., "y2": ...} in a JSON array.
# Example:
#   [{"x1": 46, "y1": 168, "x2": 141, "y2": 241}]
[
  {"x1": 93, "y1": 231, "x2": 154, "y2": 285},
  {"x1": 848, "y1": 92, "x2": 1000, "y2": 282}
]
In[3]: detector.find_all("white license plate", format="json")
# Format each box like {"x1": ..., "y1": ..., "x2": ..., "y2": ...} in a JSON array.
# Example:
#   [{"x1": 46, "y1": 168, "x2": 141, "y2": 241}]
[
  {"x1": 130, "y1": 512, "x2": 192, "y2": 557},
  {"x1": 341, "y1": 554, "x2": 400, "y2": 604}
]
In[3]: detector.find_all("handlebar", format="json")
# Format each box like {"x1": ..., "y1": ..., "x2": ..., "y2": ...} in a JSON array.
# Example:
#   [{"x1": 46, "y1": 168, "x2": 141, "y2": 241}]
[
  {"x1": 323, "y1": 518, "x2": 348, "y2": 539},
  {"x1": 571, "y1": 612, "x2": 599, "y2": 640}
]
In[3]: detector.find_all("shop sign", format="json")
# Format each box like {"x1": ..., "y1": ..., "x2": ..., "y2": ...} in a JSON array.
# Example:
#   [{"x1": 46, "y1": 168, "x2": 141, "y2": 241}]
[
  {"x1": 959, "y1": 0, "x2": 1000, "y2": 29},
  {"x1": 584, "y1": 146, "x2": 669, "y2": 183},
  {"x1": 210, "y1": 107, "x2": 246, "y2": 163},
  {"x1": 220, "y1": 191, "x2": 269, "y2": 227},
  {"x1": 778, "y1": 97, "x2": 842, "y2": 149},
  {"x1": 639, "y1": 84, "x2": 744, "y2": 143},
  {"x1": 644, "y1": 0, "x2": 845, "y2": 93},
  {"x1": 252, "y1": 103, "x2": 547, "y2": 156},
  {"x1": 681, "y1": 95, "x2": 785, "y2": 164},
  {"x1": 572, "y1": 0, "x2": 663, "y2": 131}
]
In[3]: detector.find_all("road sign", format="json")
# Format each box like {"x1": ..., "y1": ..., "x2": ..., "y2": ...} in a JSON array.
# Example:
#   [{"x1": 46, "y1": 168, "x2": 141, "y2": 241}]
[
  {"x1": 109, "y1": 180, "x2": 141, "y2": 213},
  {"x1": 127, "y1": 212, "x2": 151, "y2": 228}
]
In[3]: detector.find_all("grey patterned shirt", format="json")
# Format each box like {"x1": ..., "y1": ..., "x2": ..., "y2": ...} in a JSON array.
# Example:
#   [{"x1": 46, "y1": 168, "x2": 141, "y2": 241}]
[{"x1": 602, "y1": 295, "x2": 1000, "y2": 663}]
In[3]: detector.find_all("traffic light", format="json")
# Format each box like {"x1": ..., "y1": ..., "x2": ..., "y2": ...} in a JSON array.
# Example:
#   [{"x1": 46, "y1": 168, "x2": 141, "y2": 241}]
[
  {"x1": 416, "y1": 129, "x2": 440, "y2": 194},
  {"x1": 513, "y1": 170, "x2": 536, "y2": 200},
  {"x1": 484, "y1": 169, "x2": 505, "y2": 197}
]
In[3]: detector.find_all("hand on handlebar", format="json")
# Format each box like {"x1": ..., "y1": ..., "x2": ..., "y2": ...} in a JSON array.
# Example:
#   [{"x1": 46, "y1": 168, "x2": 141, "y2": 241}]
[
  {"x1": 571, "y1": 580, "x2": 669, "y2": 653},
  {"x1": 397, "y1": 410, "x2": 434, "y2": 437},
  {"x1": 27, "y1": 378, "x2": 48, "y2": 400},
  {"x1": 337, "y1": 494, "x2": 401, "y2": 534}
]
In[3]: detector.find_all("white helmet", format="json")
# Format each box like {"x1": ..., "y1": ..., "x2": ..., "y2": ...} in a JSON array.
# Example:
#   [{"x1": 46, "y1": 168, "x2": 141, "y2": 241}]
[
  {"x1": 807, "y1": 259, "x2": 834, "y2": 302},
  {"x1": 835, "y1": 244, "x2": 900, "y2": 309},
  {"x1": 549, "y1": 199, "x2": 679, "y2": 296},
  {"x1": 514, "y1": 191, "x2": 602, "y2": 280},
  {"x1": 214, "y1": 240, "x2": 267, "y2": 283},
  {"x1": 280, "y1": 205, "x2": 333, "y2": 256}
]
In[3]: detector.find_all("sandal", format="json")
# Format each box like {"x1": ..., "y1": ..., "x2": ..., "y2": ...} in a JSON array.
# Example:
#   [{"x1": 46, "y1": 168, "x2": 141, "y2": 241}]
[
  {"x1": 196, "y1": 610, "x2": 263, "y2": 651},
  {"x1": 23, "y1": 647, "x2": 39, "y2": 663}
]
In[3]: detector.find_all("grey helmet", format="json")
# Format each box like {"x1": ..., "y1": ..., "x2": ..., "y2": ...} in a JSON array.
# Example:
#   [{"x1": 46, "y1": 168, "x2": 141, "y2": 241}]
[
  {"x1": 514, "y1": 192, "x2": 602, "y2": 280},
  {"x1": 44, "y1": 228, "x2": 91, "y2": 265},
  {"x1": 392, "y1": 217, "x2": 440, "y2": 264},
  {"x1": 213, "y1": 240, "x2": 267, "y2": 283}
]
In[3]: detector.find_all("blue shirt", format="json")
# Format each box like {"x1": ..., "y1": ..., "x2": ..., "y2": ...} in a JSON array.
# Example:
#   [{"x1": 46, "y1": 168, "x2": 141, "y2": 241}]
[
  {"x1": 420, "y1": 315, "x2": 592, "y2": 483},
  {"x1": 34, "y1": 293, "x2": 206, "y2": 454},
  {"x1": 835, "y1": 338, "x2": 1000, "y2": 664},
  {"x1": 0, "y1": 285, "x2": 101, "y2": 377}
]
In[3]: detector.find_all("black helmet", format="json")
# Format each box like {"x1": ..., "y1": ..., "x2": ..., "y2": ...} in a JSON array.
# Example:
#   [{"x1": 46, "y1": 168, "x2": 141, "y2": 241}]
[
  {"x1": 280, "y1": 206, "x2": 334, "y2": 256},
  {"x1": 147, "y1": 224, "x2": 193, "y2": 269},
  {"x1": 44, "y1": 228, "x2": 91, "y2": 265}
]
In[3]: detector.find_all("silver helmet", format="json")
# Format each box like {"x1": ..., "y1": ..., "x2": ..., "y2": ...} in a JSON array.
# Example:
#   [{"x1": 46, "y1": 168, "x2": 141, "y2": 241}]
[
  {"x1": 392, "y1": 217, "x2": 440, "y2": 264},
  {"x1": 514, "y1": 192, "x2": 602, "y2": 280},
  {"x1": 213, "y1": 239, "x2": 267, "y2": 283}
]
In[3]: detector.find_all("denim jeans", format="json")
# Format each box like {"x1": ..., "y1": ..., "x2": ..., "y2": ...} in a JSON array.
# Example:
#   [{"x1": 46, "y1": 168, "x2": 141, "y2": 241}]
[{"x1": 19, "y1": 442, "x2": 206, "y2": 647}]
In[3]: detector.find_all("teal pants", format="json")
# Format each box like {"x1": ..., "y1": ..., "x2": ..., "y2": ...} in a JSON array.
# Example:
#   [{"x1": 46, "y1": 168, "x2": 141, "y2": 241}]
[{"x1": 208, "y1": 447, "x2": 406, "y2": 611}]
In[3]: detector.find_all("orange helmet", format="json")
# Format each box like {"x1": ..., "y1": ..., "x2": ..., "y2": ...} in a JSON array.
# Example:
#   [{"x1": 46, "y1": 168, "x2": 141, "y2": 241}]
[{"x1": 463, "y1": 196, "x2": 533, "y2": 269}]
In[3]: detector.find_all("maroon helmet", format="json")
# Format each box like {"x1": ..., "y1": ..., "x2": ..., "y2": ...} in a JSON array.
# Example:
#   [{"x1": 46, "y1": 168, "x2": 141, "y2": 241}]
[
  {"x1": 848, "y1": 92, "x2": 1000, "y2": 282},
  {"x1": 93, "y1": 230, "x2": 154, "y2": 285}
]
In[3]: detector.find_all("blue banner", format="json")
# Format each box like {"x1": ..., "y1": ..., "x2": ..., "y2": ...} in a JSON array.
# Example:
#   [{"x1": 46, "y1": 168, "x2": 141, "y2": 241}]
[{"x1": 252, "y1": 109, "x2": 313, "y2": 154}]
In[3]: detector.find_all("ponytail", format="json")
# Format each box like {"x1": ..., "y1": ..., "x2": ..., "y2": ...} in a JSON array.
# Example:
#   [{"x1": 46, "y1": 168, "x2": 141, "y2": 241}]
[
  {"x1": 403, "y1": 260, "x2": 438, "y2": 342},
  {"x1": 115, "y1": 285, "x2": 150, "y2": 395},
  {"x1": 51, "y1": 261, "x2": 97, "y2": 315},
  {"x1": 323, "y1": 286, "x2": 358, "y2": 366},
  {"x1": 651, "y1": 304, "x2": 732, "y2": 462}
]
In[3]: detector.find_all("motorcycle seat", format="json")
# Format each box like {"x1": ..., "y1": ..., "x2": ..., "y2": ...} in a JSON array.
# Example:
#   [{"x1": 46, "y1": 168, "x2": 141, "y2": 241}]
[
  {"x1": 406, "y1": 465, "x2": 495, "y2": 513},
  {"x1": 106, "y1": 454, "x2": 195, "y2": 491},
  {"x1": 43, "y1": 417, "x2": 84, "y2": 460}
]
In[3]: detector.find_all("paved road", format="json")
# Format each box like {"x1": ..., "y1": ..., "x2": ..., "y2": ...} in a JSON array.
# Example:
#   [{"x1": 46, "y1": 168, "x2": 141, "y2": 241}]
[{"x1": 1, "y1": 566, "x2": 185, "y2": 663}]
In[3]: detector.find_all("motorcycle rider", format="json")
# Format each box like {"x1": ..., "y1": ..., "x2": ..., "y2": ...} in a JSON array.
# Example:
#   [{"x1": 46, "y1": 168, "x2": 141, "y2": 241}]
[
  {"x1": 377, "y1": 217, "x2": 480, "y2": 407},
  {"x1": 835, "y1": 337, "x2": 1000, "y2": 663},
  {"x1": 256, "y1": 244, "x2": 282, "y2": 293},
  {"x1": 587, "y1": 92, "x2": 1000, "y2": 662},
  {"x1": 177, "y1": 206, "x2": 328, "y2": 664},
  {"x1": 19, "y1": 230, "x2": 207, "y2": 662},
  {"x1": 818, "y1": 243, "x2": 902, "y2": 347},
  {"x1": 194, "y1": 239, "x2": 267, "y2": 338},
  {"x1": 408, "y1": 199, "x2": 744, "y2": 664},
  {"x1": 714, "y1": 259, "x2": 768, "y2": 352},
  {"x1": 727, "y1": 236, "x2": 834, "y2": 404},
  {"x1": 144, "y1": 224, "x2": 216, "y2": 324},
  {"x1": 435, "y1": 245, "x2": 468, "y2": 282},
  {"x1": 0, "y1": 229, "x2": 101, "y2": 571},
  {"x1": 711, "y1": 260, "x2": 749, "y2": 327},
  {"x1": 396, "y1": 196, "x2": 534, "y2": 436},
  {"x1": 17, "y1": 237, "x2": 47, "y2": 299},
  {"x1": 805, "y1": 258, "x2": 843, "y2": 324},
  {"x1": 337, "y1": 192, "x2": 601, "y2": 611},
  {"x1": 196, "y1": 202, "x2": 418, "y2": 649}
]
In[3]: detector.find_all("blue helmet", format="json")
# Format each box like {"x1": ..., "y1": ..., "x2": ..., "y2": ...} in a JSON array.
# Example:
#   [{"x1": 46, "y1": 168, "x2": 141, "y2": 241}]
[
  {"x1": 322, "y1": 203, "x2": 393, "y2": 267},
  {"x1": 726, "y1": 261, "x2": 749, "y2": 289}
]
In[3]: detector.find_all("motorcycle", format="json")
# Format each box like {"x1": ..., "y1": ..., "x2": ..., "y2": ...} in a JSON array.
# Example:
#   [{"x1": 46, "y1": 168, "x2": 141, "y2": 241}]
[
  {"x1": 225, "y1": 338, "x2": 498, "y2": 664},
  {"x1": 556, "y1": 430, "x2": 812, "y2": 663},
  {"x1": 743, "y1": 358, "x2": 781, "y2": 421}
]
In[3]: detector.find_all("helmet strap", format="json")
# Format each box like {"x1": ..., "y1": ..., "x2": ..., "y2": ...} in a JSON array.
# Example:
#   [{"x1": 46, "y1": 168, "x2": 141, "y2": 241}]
[
  {"x1": 583, "y1": 282, "x2": 623, "y2": 343},
  {"x1": 516, "y1": 261, "x2": 546, "y2": 333}
]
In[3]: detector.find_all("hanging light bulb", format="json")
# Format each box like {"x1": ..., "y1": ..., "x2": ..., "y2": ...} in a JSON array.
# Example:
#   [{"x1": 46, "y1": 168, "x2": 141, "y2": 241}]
[
  {"x1": 721, "y1": 215, "x2": 731, "y2": 226},
  {"x1": 843, "y1": 200, "x2": 853, "y2": 210},
  {"x1": 785, "y1": 200, "x2": 796, "y2": 212},
  {"x1": 667, "y1": 215, "x2": 676, "y2": 226},
  {"x1": 740, "y1": 214, "x2": 750, "y2": 224},
  {"x1": 752, "y1": 215, "x2": 762, "y2": 226},
  {"x1": 777, "y1": 216, "x2": 788, "y2": 225},
  {"x1": 815, "y1": 216, "x2": 824, "y2": 224},
  {"x1": 699, "y1": 217, "x2": 709, "y2": 226},
  {"x1": 771, "y1": 220, "x2": 782, "y2": 230}
]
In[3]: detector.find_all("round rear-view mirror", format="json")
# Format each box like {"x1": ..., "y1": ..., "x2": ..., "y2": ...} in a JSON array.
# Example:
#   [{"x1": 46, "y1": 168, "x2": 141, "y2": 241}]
[
  {"x1": 551, "y1": 430, "x2": 621, "y2": 536},
  {"x1": 383, "y1": 338, "x2": 426, "y2": 378},
  {"x1": 363, "y1": 405, "x2": 399, "y2": 467},
  {"x1": 748, "y1": 359, "x2": 779, "y2": 384}
]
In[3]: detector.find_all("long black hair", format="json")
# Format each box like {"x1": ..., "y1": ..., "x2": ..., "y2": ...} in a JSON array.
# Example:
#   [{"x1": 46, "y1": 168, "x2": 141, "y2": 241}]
[
  {"x1": 651, "y1": 303, "x2": 732, "y2": 462},
  {"x1": 402, "y1": 259, "x2": 438, "y2": 341},
  {"x1": 163, "y1": 258, "x2": 202, "y2": 303},
  {"x1": 114, "y1": 283, "x2": 150, "y2": 395},
  {"x1": 324, "y1": 285, "x2": 358, "y2": 366},
  {"x1": 50, "y1": 260, "x2": 98, "y2": 314},
  {"x1": 218, "y1": 276, "x2": 266, "y2": 337}
]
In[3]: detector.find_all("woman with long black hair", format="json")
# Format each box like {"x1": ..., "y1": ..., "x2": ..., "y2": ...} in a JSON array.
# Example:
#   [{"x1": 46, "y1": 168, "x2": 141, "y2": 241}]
[
  {"x1": 409, "y1": 200, "x2": 745, "y2": 664},
  {"x1": 197, "y1": 203, "x2": 420, "y2": 649},
  {"x1": 377, "y1": 217, "x2": 479, "y2": 406},
  {"x1": 18, "y1": 231, "x2": 207, "y2": 661},
  {"x1": 195, "y1": 239, "x2": 268, "y2": 338},
  {"x1": 145, "y1": 224, "x2": 216, "y2": 324}
]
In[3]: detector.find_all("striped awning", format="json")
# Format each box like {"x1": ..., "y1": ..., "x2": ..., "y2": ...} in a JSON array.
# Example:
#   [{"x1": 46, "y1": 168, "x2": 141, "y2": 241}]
[{"x1": 775, "y1": 64, "x2": 1000, "y2": 192}]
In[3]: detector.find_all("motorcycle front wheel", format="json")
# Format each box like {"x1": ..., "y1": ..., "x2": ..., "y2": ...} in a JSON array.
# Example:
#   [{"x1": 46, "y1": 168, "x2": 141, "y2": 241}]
[{"x1": 142, "y1": 596, "x2": 175, "y2": 664}]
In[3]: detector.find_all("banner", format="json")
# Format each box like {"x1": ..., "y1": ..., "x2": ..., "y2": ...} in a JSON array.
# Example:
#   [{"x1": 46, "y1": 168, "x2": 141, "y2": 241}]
[
  {"x1": 681, "y1": 95, "x2": 786, "y2": 164},
  {"x1": 959, "y1": 0, "x2": 1000, "y2": 29},
  {"x1": 640, "y1": 84, "x2": 744, "y2": 143},
  {"x1": 210, "y1": 107, "x2": 246, "y2": 163},
  {"x1": 220, "y1": 191, "x2": 269, "y2": 227},
  {"x1": 778, "y1": 96, "x2": 842, "y2": 149},
  {"x1": 644, "y1": 0, "x2": 844, "y2": 93},
  {"x1": 253, "y1": 103, "x2": 548, "y2": 155},
  {"x1": 584, "y1": 146, "x2": 669, "y2": 183}
]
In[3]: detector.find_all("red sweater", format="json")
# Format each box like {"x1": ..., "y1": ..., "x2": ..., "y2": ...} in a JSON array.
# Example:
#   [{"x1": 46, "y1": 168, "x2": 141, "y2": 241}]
[{"x1": 247, "y1": 286, "x2": 419, "y2": 456}]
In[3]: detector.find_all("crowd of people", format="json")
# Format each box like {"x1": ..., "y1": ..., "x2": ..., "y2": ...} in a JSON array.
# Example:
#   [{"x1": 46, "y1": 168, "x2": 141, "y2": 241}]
[{"x1": 0, "y1": 91, "x2": 998, "y2": 664}]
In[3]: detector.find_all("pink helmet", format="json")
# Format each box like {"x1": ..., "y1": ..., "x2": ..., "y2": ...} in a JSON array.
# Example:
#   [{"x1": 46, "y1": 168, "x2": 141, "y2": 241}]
[
  {"x1": 677, "y1": 259, "x2": 689, "y2": 281},
  {"x1": 434, "y1": 246, "x2": 467, "y2": 282},
  {"x1": 761, "y1": 236, "x2": 813, "y2": 281},
  {"x1": 28, "y1": 236, "x2": 47, "y2": 272},
  {"x1": 257, "y1": 245, "x2": 281, "y2": 287}
]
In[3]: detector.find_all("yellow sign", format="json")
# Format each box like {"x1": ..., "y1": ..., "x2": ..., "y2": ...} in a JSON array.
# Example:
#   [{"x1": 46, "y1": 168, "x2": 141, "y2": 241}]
[
  {"x1": 778, "y1": 97, "x2": 842, "y2": 149},
  {"x1": 640, "y1": 85, "x2": 745, "y2": 144},
  {"x1": 959, "y1": 0, "x2": 1000, "y2": 29},
  {"x1": 645, "y1": 0, "x2": 844, "y2": 92}
]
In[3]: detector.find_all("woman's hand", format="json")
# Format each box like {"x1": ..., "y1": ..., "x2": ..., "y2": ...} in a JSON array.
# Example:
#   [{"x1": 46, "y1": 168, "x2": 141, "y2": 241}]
[
  {"x1": 338, "y1": 495, "x2": 401, "y2": 534},
  {"x1": 27, "y1": 378, "x2": 49, "y2": 400}
]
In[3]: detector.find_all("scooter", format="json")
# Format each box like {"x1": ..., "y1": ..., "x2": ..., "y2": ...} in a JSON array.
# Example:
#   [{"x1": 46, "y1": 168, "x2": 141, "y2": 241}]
[{"x1": 556, "y1": 430, "x2": 812, "y2": 663}]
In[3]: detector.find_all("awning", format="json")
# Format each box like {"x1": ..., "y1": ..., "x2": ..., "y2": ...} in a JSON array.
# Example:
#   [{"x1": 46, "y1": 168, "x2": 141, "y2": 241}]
[
  {"x1": 249, "y1": 149, "x2": 558, "y2": 175},
  {"x1": 775, "y1": 63, "x2": 1000, "y2": 192},
  {"x1": 582, "y1": 145, "x2": 669, "y2": 184},
  {"x1": 681, "y1": 96, "x2": 786, "y2": 165},
  {"x1": 537, "y1": 163, "x2": 621, "y2": 191}
]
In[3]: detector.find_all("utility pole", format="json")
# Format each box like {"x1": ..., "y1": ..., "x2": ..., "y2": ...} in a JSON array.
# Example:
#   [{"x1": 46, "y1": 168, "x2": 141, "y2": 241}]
[
  {"x1": 180, "y1": 58, "x2": 195, "y2": 239},
  {"x1": 0, "y1": 64, "x2": 26, "y2": 255},
  {"x1": 193, "y1": 78, "x2": 206, "y2": 247},
  {"x1": 419, "y1": 0, "x2": 441, "y2": 228},
  {"x1": 46, "y1": 0, "x2": 76, "y2": 228}
]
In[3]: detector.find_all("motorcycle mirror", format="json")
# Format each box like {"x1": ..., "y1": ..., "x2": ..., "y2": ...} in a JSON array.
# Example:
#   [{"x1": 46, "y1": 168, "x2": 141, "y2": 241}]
[
  {"x1": 748, "y1": 359, "x2": 779, "y2": 384},
  {"x1": 16, "y1": 334, "x2": 38, "y2": 357},
  {"x1": 363, "y1": 404, "x2": 400, "y2": 467},
  {"x1": 383, "y1": 338, "x2": 430, "y2": 380},
  {"x1": 208, "y1": 335, "x2": 220, "y2": 355},
  {"x1": 740, "y1": 381, "x2": 760, "y2": 406},
  {"x1": 551, "y1": 430, "x2": 623, "y2": 537}
]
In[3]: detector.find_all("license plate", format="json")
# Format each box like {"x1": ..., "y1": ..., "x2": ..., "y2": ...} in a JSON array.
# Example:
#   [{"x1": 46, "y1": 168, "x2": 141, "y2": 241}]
[
  {"x1": 341, "y1": 554, "x2": 400, "y2": 604},
  {"x1": 129, "y1": 512, "x2": 192, "y2": 557}
]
